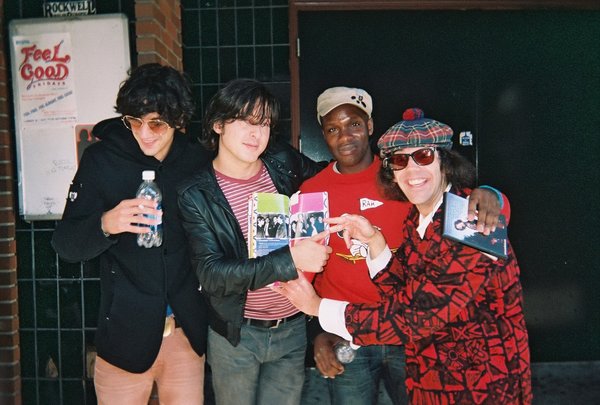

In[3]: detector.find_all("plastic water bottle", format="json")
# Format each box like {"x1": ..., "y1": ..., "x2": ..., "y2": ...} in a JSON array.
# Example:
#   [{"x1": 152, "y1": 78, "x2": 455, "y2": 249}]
[
  {"x1": 136, "y1": 170, "x2": 163, "y2": 248},
  {"x1": 333, "y1": 340, "x2": 356, "y2": 364}
]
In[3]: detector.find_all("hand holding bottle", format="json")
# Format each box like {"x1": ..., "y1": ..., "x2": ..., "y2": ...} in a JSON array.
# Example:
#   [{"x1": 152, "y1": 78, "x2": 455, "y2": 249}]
[
  {"x1": 313, "y1": 332, "x2": 345, "y2": 378},
  {"x1": 100, "y1": 198, "x2": 162, "y2": 235},
  {"x1": 100, "y1": 170, "x2": 163, "y2": 248}
]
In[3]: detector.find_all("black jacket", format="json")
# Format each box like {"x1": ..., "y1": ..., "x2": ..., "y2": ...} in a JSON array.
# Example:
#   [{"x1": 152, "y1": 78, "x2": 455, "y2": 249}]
[
  {"x1": 177, "y1": 142, "x2": 325, "y2": 346},
  {"x1": 51, "y1": 117, "x2": 212, "y2": 373}
]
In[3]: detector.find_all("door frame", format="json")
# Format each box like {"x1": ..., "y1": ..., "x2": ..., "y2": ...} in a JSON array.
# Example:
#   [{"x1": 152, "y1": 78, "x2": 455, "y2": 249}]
[{"x1": 288, "y1": 0, "x2": 600, "y2": 148}]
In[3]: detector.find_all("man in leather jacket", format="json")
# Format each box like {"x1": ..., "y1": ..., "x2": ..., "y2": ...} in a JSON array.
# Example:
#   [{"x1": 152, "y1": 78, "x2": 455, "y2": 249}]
[
  {"x1": 177, "y1": 79, "x2": 330, "y2": 405},
  {"x1": 52, "y1": 64, "x2": 211, "y2": 404}
]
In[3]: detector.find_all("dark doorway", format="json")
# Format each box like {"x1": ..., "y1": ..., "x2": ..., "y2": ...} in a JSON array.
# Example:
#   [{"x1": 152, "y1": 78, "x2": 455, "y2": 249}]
[{"x1": 291, "y1": 7, "x2": 600, "y2": 362}]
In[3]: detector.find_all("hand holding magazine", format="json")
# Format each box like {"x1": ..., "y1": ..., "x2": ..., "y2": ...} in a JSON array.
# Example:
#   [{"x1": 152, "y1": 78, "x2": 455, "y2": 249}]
[{"x1": 247, "y1": 191, "x2": 329, "y2": 259}]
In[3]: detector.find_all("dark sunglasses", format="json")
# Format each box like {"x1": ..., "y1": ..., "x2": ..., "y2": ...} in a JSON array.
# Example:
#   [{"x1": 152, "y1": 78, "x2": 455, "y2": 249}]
[
  {"x1": 121, "y1": 115, "x2": 171, "y2": 135},
  {"x1": 383, "y1": 147, "x2": 436, "y2": 171}
]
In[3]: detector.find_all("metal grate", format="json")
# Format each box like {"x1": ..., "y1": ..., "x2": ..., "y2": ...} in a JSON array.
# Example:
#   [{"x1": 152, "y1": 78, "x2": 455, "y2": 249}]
[{"x1": 182, "y1": 0, "x2": 292, "y2": 144}]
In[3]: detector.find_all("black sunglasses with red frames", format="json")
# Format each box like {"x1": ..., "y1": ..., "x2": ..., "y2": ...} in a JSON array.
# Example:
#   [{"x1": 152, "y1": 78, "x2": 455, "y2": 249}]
[
  {"x1": 382, "y1": 147, "x2": 437, "y2": 171},
  {"x1": 121, "y1": 115, "x2": 171, "y2": 136}
]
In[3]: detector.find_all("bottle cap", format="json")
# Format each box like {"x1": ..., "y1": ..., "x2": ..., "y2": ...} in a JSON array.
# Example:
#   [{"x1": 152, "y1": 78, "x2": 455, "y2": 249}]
[{"x1": 142, "y1": 170, "x2": 155, "y2": 181}]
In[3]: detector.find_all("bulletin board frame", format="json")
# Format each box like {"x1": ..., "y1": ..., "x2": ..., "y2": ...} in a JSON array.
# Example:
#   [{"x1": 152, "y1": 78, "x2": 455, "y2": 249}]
[{"x1": 9, "y1": 13, "x2": 130, "y2": 220}]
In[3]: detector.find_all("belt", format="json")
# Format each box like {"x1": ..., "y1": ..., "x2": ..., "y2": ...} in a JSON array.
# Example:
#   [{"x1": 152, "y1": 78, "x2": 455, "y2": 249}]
[{"x1": 244, "y1": 311, "x2": 304, "y2": 329}]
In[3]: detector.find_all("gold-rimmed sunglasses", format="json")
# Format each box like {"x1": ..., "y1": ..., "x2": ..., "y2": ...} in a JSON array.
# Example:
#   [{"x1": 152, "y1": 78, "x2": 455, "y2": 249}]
[{"x1": 121, "y1": 115, "x2": 171, "y2": 135}]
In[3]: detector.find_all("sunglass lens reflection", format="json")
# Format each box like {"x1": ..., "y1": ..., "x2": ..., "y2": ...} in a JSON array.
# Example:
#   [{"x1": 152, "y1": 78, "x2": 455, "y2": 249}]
[
  {"x1": 388, "y1": 155, "x2": 409, "y2": 170},
  {"x1": 148, "y1": 121, "x2": 168, "y2": 132},
  {"x1": 123, "y1": 116, "x2": 168, "y2": 134},
  {"x1": 413, "y1": 148, "x2": 435, "y2": 165},
  {"x1": 123, "y1": 116, "x2": 143, "y2": 130},
  {"x1": 388, "y1": 148, "x2": 435, "y2": 170}
]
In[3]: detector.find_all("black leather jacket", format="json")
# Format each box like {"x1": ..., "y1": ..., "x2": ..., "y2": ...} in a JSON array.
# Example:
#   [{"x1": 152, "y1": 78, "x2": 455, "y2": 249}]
[{"x1": 178, "y1": 141, "x2": 325, "y2": 346}]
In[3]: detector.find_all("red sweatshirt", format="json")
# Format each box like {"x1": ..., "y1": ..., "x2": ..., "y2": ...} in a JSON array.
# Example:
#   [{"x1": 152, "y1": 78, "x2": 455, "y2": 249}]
[{"x1": 300, "y1": 157, "x2": 410, "y2": 303}]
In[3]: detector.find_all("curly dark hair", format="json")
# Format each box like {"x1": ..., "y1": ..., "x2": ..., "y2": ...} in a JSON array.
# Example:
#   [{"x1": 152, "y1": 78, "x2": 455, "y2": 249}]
[
  {"x1": 200, "y1": 78, "x2": 280, "y2": 151},
  {"x1": 377, "y1": 148, "x2": 476, "y2": 201},
  {"x1": 115, "y1": 63, "x2": 196, "y2": 129}
]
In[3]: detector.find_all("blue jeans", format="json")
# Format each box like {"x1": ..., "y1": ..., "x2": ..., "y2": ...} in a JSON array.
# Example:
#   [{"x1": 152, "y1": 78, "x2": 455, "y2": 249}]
[
  {"x1": 328, "y1": 344, "x2": 407, "y2": 405},
  {"x1": 207, "y1": 315, "x2": 307, "y2": 405}
]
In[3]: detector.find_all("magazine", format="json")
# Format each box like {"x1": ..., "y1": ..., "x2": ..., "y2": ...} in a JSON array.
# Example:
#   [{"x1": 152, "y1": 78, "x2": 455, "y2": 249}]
[
  {"x1": 247, "y1": 191, "x2": 329, "y2": 259},
  {"x1": 442, "y1": 191, "x2": 508, "y2": 259}
]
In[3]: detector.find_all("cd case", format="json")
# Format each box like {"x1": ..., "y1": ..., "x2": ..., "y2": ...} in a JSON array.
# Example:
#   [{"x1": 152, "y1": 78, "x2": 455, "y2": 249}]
[{"x1": 442, "y1": 191, "x2": 508, "y2": 259}]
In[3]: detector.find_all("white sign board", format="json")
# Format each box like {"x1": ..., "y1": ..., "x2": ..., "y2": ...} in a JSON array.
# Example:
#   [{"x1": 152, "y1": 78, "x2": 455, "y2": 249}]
[{"x1": 9, "y1": 14, "x2": 130, "y2": 220}]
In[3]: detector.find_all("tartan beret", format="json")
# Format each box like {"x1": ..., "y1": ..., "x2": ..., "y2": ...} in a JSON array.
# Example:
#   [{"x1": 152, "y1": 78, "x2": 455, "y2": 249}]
[{"x1": 377, "y1": 108, "x2": 453, "y2": 152}]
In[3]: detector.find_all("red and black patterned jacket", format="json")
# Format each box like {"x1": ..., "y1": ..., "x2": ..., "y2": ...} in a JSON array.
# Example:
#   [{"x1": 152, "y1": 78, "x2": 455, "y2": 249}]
[{"x1": 345, "y1": 188, "x2": 532, "y2": 405}]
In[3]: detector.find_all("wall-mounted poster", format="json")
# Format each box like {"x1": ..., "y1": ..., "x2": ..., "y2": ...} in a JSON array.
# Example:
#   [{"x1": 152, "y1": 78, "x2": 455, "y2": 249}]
[
  {"x1": 9, "y1": 14, "x2": 130, "y2": 220},
  {"x1": 13, "y1": 32, "x2": 78, "y2": 128}
]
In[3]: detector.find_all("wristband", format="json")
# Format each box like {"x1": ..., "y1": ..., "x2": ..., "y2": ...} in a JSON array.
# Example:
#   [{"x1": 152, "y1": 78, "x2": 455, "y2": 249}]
[{"x1": 479, "y1": 185, "x2": 504, "y2": 209}]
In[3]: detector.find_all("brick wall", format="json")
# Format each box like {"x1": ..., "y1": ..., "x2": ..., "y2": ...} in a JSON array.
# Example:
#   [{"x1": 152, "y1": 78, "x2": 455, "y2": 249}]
[
  {"x1": 0, "y1": 0, "x2": 21, "y2": 403},
  {"x1": 135, "y1": 0, "x2": 183, "y2": 70}
]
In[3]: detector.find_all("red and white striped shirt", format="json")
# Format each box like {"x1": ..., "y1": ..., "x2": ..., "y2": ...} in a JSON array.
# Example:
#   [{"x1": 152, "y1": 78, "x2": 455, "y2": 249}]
[{"x1": 215, "y1": 164, "x2": 298, "y2": 320}]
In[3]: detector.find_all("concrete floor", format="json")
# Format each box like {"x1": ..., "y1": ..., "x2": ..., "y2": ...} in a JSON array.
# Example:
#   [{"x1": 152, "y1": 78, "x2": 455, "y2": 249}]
[
  {"x1": 300, "y1": 361, "x2": 600, "y2": 405},
  {"x1": 529, "y1": 361, "x2": 600, "y2": 405}
]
